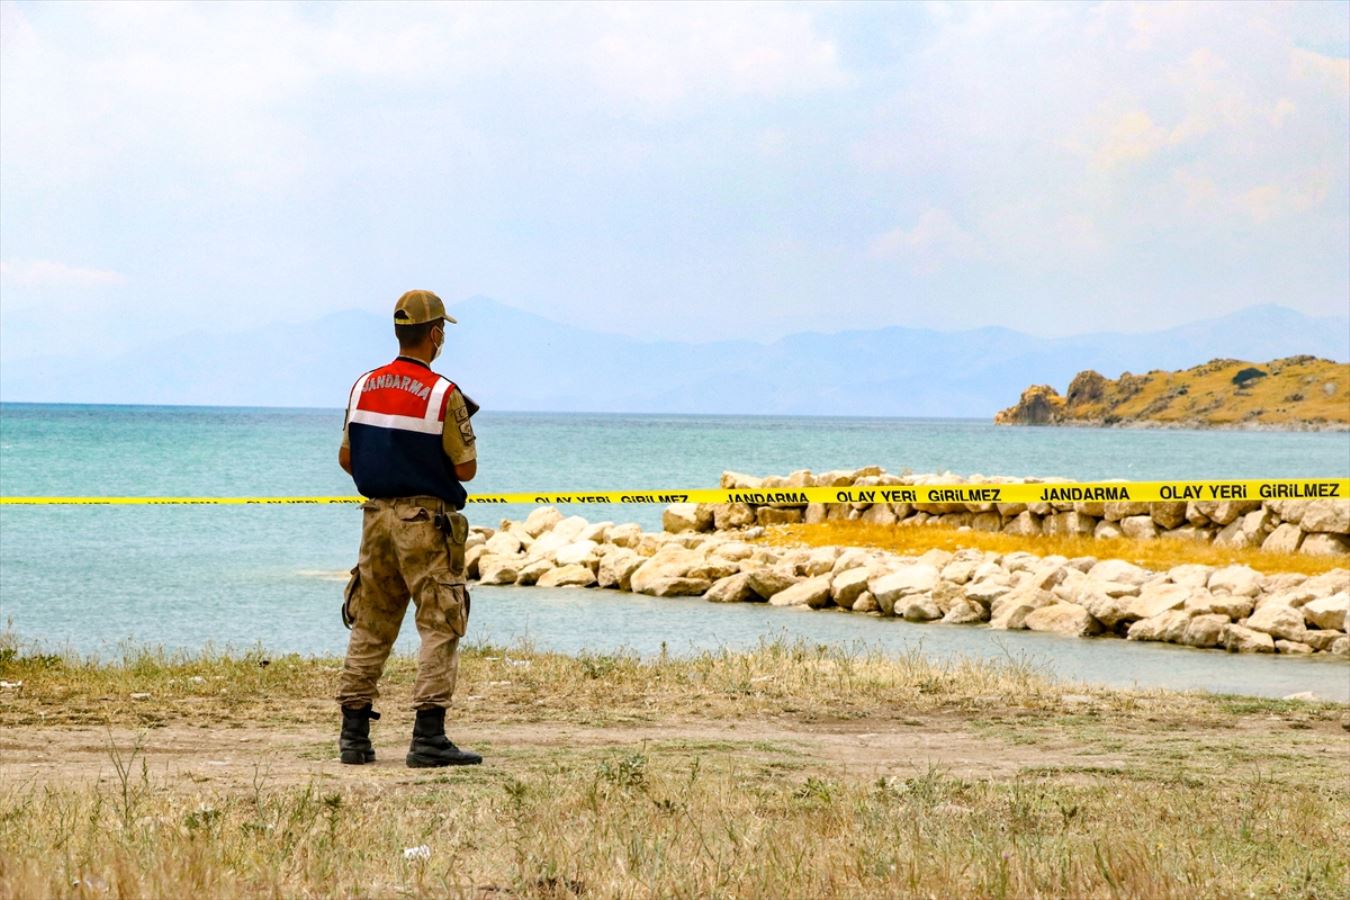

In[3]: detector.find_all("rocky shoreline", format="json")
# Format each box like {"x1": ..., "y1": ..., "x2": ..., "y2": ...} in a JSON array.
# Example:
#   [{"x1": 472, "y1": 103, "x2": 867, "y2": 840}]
[
  {"x1": 1000, "y1": 419, "x2": 1350, "y2": 433},
  {"x1": 463, "y1": 470, "x2": 1350, "y2": 659}
]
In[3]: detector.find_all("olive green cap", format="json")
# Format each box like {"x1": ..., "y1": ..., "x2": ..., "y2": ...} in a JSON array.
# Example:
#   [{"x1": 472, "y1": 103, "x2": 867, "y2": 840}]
[{"x1": 393, "y1": 290, "x2": 457, "y2": 326}]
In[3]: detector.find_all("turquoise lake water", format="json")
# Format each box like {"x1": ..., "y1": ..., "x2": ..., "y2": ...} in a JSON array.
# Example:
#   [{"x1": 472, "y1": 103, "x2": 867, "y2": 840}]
[{"x1": 1, "y1": 403, "x2": 1347, "y2": 699}]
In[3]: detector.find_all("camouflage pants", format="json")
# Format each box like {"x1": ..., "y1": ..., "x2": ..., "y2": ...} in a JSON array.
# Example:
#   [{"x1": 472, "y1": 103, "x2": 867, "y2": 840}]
[{"x1": 337, "y1": 497, "x2": 470, "y2": 710}]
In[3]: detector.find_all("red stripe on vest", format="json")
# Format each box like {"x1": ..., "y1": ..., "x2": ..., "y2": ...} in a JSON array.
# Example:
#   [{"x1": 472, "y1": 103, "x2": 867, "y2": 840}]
[{"x1": 351, "y1": 359, "x2": 455, "y2": 421}]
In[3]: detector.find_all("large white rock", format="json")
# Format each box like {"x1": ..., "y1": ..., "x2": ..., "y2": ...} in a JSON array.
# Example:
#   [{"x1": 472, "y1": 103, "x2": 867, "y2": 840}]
[
  {"x1": 1260, "y1": 523, "x2": 1304, "y2": 554},
  {"x1": 523, "y1": 506, "x2": 564, "y2": 537},
  {"x1": 940, "y1": 558, "x2": 980, "y2": 585},
  {"x1": 1299, "y1": 499, "x2": 1350, "y2": 534},
  {"x1": 1181, "y1": 613, "x2": 1231, "y2": 648},
  {"x1": 1160, "y1": 524, "x2": 1214, "y2": 543},
  {"x1": 525, "y1": 530, "x2": 573, "y2": 562},
  {"x1": 608, "y1": 523, "x2": 643, "y2": 548},
  {"x1": 1028, "y1": 559, "x2": 1070, "y2": 590},
  {"x1": 551, "y1": 516, "x2": 589, "y2": 543},
  {"x1": 1103, "y1": 500, "x2": 1151, "y2": 521},
  {"x1": 1078, "y1": 588, "x2": 1134, "y2": 629},
  {"x1": 963, "y1": 579, "x2": 1012, "y2": 606},
  {"x1": 579, "y1": 522, "x2": 613, "y2": 544},
  {"x1": 1239, "y1": 508, "x2": 1276, "y2": 541},
  {"x1": 1182, "y1": 589, "x2": 1253, "y2": 620},
  {"x1": 536, "y1": 564, "x2": 597, "y2": 588},
  {"x1": 1302, "y1": 593, "x2": 1348, "y2": 631},
  {"x1": 1207, "y1": 565, "x2": 1265, "y2": 597},
  {"x1": 1119, "y1": 515, "x2": 1159, "y2": 541},
  {"x1": 768, "y1": 576, "x2": 833, "y2": 608},
  {"x1": 1127, "y1": 583, "x2": 1191, "y2": 620},
  {"x1": 484, "y1": 532, "x2": 524, "y2": 557},
  {"x1": 1303, "y1": 630, "x2": 1345, "y2": 652},
  {"x1": 597, "y1": 550, "x2": 643, "y2": 590},
  {"x1": 941, "y1": 599, "x2": 987, "y2": 624},
  {"x1": 851, "y1": 591, "x2": 879, "y2": 613},
  {"x1": 747, "y1": 565, "x2": 800, "y2": 600},
  {"x1": 1126, "y1": 610, "x2": 1191, "y2": 644},
  {"x1": 1094, "y1": 521, "x2": 1124, "y2": 540},
  {"x1": 1194, "y1": 500, "x2": 1260, "y2": 525},
  {"x1": 662, "y1": 503, "x2": 702, "y2": 534},
  {"x1": 1150, "y1": 502, "x2": 1189, "y2": 530},
  {"x1": 554, "y1": 540, "x2": 600, "y2": 567},
  {"x1": 712, "y1": 541, "x2": 756, "y2": 563},
  {"x1": 712, "y1": 502, "x2": 757, "y2": 531},
  {"x1": 1301, "y1": 570, "x2": 1350, "y2": 598},
  {"x1": 860, "y1": 503, "x2": 898, "y2": 525},
  {"x1": 705, "y1": 573, "x2": 757, "y2": 604},
  {"x1": 1213, "y1": 519, "x2": 1256, "y2": 550},
  {"x1": 1002, "y1": 511, "x2": 1041, "y2": 536},
  {"x1": 988, "y1": 586, "x2": 1053, "y2": 630},
  {"x1": 800, "y1": 546, "x2": 843, "y2": 577},
  {"x1": 1245, "y1": 604, "x2": 1307, "y2": 642},
  {"x1": 514, "y1": 558, "x2": 555, "y2": 586},
  {"x1": 477, "y1": 555, "x2": 521, "y2": 585},
  {"x1": 1301, "y1": 533, "x2": 1350, "y2": 557},
  {"x1": 1222, "y1": 624, "x2": 1275, "y2": 653},
  {"x1": 830, "y1": 567, "x2": 872, "y2": 607},
  {"x1": 900, "y1": 595, "x2": 942, "y2": 621},
  {"x1": 868, "y1": 564, "x2": 941, "y2": 612},
  {"x1": 1087, "y1": 559, "x2": 1151, "y2": 586},
  {"x1": 1024, "y1": 603, "x2": 1102, "y2": 637},
  {"x1": 1275, "y1": 639, "x2": 1314, "y2": 655},
  {"x1": 1168, "y1": 564, "x2": 1215, "y2": 588},
  {"x1": 629, "y1": 549, "x2": 703, "y2": 595}
]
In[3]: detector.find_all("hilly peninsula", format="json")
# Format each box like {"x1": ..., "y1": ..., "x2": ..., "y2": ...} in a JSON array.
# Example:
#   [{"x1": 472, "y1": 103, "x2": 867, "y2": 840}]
[{"x1": 995, "y1": 356, "x2": 1350, "y2": 431}]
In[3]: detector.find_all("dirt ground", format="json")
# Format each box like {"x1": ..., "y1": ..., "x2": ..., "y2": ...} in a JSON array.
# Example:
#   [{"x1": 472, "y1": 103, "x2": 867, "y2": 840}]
[{"x1": 1, "y1": 712, "x2": 1122, "y2": 791}]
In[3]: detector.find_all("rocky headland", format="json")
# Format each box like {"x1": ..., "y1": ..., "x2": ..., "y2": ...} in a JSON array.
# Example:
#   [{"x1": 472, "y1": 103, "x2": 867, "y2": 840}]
[
  {"x1": 464, "y1": 467, "x2": 1350, "y2": 659},
  {"x1": 995, "y1": 356, "x2": 1350, "y2": 430}
]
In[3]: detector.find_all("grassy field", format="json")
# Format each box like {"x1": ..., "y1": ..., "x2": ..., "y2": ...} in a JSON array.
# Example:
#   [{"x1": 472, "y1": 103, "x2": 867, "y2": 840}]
[
  {"x1": 767, "y1": 520, "x2": 1350, "y2": 577},
  {"x1": 2, "y1": 637, "x2": 1348, "y2": 898}
]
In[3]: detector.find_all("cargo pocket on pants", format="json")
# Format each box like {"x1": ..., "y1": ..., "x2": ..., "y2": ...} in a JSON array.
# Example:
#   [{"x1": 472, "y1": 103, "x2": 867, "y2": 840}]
[
  {"x1": 433, "y1": 576, "x2": 469, "y2": 638},
  {"x1": 342, "y1": 565, "x2": 362, "y2": 629}
]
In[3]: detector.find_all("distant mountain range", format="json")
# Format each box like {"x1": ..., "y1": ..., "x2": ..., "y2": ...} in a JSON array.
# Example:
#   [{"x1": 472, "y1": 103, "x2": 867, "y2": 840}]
[{"x1": 2, "y1": 299, "x2": 1347, "y2": 418}]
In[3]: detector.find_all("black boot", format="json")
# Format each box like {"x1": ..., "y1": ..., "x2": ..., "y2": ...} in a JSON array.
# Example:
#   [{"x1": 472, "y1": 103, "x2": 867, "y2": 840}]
[
  {"x1": 339, "y1": 704, "x2": 380, "y2": 765},
  {"x1": 406, "y1": 707, "x2": 482, "y2": 767}
]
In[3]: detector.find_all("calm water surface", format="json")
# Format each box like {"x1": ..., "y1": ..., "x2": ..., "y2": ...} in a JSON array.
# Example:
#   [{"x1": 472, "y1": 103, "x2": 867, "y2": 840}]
[{"x1": 2, "y1": 404, "x2": 1347, "y2": 700}]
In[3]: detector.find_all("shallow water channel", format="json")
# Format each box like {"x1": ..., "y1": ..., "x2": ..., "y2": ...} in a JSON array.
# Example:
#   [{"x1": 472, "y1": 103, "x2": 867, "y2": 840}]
[{"x1": 463, "y1": 585, "x2": 1350, "y2": 702}]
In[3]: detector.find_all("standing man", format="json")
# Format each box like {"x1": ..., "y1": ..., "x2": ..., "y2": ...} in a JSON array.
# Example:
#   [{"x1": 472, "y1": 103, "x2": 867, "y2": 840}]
[{"x1": 335, "y1": 289, "x2": 482, "y2": 767}]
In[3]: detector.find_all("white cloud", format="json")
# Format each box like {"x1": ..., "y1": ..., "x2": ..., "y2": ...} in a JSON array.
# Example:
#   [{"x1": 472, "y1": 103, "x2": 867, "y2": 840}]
[
  {"x1": 859, "y1": 0, "x2": 1349, "y2": 268},
  {"x1": 584, "y1": 3, "x2": 845, "y2": 108},
  {"x1": 0, "y1": 259, "x2": 127, "y2": 288},
  {"x1": 868, "y1": 209, "x2": 976, "y2": 272},
  {"x1": 0, "y1": 1, "x2": 847, "y2": 192}
]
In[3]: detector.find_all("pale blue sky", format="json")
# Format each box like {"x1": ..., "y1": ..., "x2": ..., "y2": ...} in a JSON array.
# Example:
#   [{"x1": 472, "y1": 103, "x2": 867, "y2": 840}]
[{"x1": 2, "y1": 1, "x2": 1347, "y2": 364}]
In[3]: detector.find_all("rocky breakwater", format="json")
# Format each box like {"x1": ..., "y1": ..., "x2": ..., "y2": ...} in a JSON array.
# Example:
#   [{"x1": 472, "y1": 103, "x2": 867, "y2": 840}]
[
  {"x1": 660, "y1": 467, "x2": 1349, "y2": 557},
  {"x1": 465, "y1": 505, "x2": 1350, "y2": 659}
]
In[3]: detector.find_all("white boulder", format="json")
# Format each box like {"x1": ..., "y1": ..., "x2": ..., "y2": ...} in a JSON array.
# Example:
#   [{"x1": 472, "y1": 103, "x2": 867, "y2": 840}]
[
  {"x1": 1302, "y1": 593, "x2": 1348, "y2": 631},
  {"x1": 768, "y1": 576, "x2": 833, "y2": 608}
]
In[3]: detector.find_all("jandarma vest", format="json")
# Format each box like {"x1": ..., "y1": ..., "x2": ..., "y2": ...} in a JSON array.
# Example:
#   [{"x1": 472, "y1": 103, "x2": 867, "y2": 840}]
[{"x1": 345, "y1": 357, "x2": 468, "y2": 508}]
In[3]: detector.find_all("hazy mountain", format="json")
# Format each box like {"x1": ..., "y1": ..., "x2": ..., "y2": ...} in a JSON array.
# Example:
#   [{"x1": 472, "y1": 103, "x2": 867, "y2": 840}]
[{"x1": 2, "y1": 299, "x2": 1346, "y2": 417}]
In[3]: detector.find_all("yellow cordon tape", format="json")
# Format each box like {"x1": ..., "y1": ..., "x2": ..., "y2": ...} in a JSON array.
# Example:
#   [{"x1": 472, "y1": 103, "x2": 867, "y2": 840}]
[{"x1": 0, "y1": 479, "x2": 1346, "y2": 507}]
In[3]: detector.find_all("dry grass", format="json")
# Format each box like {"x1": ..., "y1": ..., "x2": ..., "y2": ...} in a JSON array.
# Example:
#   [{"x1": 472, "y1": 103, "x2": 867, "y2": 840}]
[
  {"x1": 765, "y1": 521, "x2": 1349, "y2": 576},
  {"x1": 1090, "y1": 356, "x2": 1350, "y2": 427},
  {"x1": 2, "y1": 639, "x2": 1349, "y2": 898}
]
